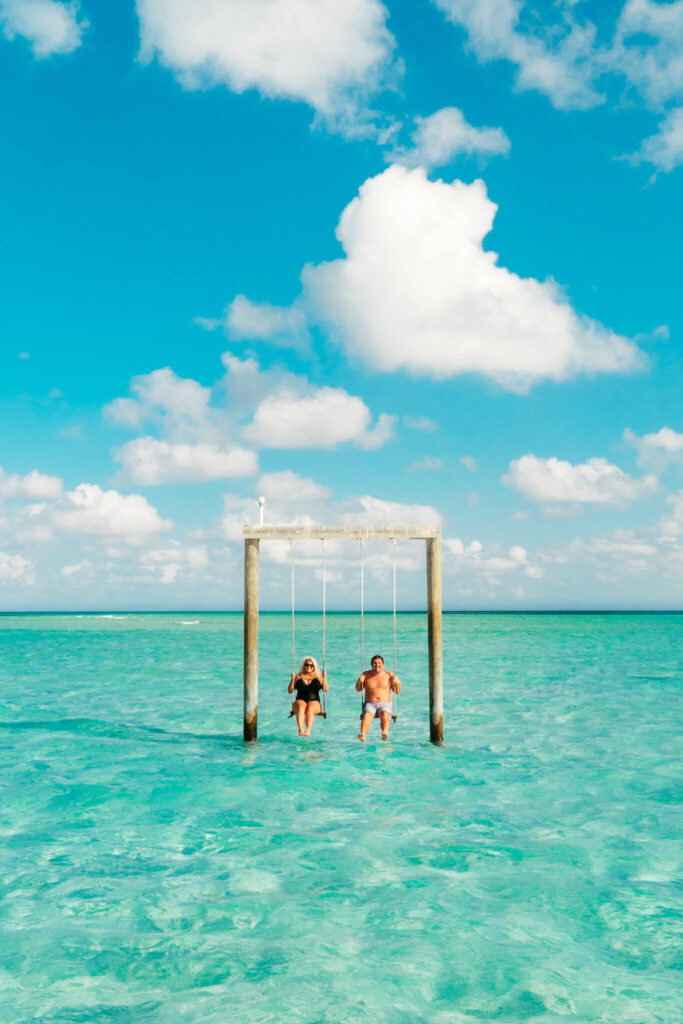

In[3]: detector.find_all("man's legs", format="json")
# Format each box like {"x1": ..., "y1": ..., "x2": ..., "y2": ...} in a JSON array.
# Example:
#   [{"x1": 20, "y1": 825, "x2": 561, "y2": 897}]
[
  {"x1": 358, "y1": 711, "x2": 374, "y2": 741},
  {"x1": 379, "y1": 710, "x2": 391, "y2": 740}
]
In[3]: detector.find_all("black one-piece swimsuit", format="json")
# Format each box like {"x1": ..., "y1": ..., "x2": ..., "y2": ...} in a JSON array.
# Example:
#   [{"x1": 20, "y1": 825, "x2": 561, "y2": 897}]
[{"x1": 294, "y1": 677, "x2": 322, "y2": 703}]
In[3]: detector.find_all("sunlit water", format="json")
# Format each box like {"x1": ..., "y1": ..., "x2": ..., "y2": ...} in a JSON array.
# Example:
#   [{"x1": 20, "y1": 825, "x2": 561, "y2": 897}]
[{"x1": 0, "y1": 612, "x2": 681, "y2": 1023}]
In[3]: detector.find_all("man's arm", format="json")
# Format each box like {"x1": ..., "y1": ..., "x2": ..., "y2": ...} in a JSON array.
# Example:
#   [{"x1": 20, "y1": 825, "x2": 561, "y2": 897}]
[
  {"x1": 389, "y1": 673, "x2": 401, "y2": 694},
  {"x1": 355, "y1": 673, "x2": 365, "y2": 692}
]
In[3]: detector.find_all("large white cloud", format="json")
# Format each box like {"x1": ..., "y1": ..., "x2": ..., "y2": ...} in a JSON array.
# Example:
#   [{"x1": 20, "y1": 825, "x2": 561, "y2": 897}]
[
  {"x1": 390, "y1": 106, "x2": 510, "y2": 170},
  {"x1": 303, "y1": 166, "x2": 643, "y2": 390},
  {"x1": 242, "y1": 383, "x2": 395, "y2": 450},
  {"x1": 136, "y1": 0, "x2": 395, "y2": 123},
  {"x1": 504, "y1": 454, "x2": 658, "y2": 505},
  {"x1": 0, "y1": 467, "x2": 62, "y2": 499},
  {"x1": 116, "y1": 438, "x2": 258, "y2": 485},
  {"x1": 45, "y1": 483, "x2": 172, "y2": 539},
  {"x1": 1, "y1": 0, "x2": 85, "y2": 57}
]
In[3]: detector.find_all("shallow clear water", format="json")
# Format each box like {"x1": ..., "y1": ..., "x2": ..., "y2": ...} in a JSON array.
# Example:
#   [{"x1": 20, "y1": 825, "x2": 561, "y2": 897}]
[{"x1": 0, "y1": 612, "x2": 681, "y2": 1023}]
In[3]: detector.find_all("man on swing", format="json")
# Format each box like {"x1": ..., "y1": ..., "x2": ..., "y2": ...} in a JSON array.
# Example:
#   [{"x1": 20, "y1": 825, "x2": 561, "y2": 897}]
[{"x1": 356, "y1": 655, "x2": 401, "y2": 742}]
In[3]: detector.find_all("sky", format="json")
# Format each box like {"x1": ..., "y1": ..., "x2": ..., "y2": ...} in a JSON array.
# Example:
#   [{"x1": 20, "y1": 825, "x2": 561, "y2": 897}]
[{"x1": 1, "y1": 0, "x2": 682, "y2": 611}]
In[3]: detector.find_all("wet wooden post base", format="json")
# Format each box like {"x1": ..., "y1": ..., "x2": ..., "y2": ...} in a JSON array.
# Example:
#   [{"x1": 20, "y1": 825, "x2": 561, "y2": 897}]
[
  {"x1": 242, "y1": 525, "x2": 443, "y2": 744},
  {"x1": 243, "y1": 537, "x2": 259, "y2": 741},
  {"x1": 426, "y1": 533, "x2": 444, "y2": 745}
]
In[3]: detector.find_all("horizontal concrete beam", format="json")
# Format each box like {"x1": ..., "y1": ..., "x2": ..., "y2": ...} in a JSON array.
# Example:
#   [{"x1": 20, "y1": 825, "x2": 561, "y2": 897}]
[{"x1": 243, "y1": 524, "x2": 441, "y2": 541}]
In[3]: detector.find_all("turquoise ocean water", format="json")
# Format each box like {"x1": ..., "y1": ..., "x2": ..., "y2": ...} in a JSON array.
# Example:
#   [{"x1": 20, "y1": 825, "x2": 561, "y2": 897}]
[{"x1": 0, "y1": 612, "x2": 681, "y2": 1023}]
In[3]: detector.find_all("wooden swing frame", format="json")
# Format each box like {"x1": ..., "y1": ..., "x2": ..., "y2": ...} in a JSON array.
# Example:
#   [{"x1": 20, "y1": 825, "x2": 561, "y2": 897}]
[{"x1": 243, "y1": 525, "x2": 443, "y2": 745}]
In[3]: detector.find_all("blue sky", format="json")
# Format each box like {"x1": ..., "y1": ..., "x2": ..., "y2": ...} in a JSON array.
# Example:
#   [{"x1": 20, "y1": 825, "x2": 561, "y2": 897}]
[{"x1": 1, "y1": 0, "x2": 682, "y2": 610}]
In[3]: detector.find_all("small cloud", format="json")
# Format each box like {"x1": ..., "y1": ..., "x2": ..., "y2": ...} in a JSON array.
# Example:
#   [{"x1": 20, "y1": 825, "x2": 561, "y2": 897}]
[
  {"x1": 59, "y1": 425, "x2": 83, "y2": 440},
  {"x1": 198, "y1": 294, "x2": 311, "y2": 354},
  {"x1": 18, "y1": 351, "x2": 29, "y2": 359},
  {"x1": 460, "y1": 455, "x2": 477, "y2": 472},
  {"x1": 467, "y1": 491, "x2": 480, "y2": 507},
  {"x1": 624, "y1": 426, "x2": 683, "y2": 472},
  {"x1": 389, "y1": 106, "x2": 510, "y2": 170},
  {"x1": 627, "y1": 108, "x2": 683, "y2": 178},
  {"x1": 1, "y1": 0, "x2": 87, "y2": 58},
  {"x1": 0, "y1": 467, "x2": 63, "y2": 499},
  {"x1": 407, "y1": 456, "x2": 443, "y2": 472},
  {"x1": 403, "y1": 415, "x2": 439, "y2": 433}
]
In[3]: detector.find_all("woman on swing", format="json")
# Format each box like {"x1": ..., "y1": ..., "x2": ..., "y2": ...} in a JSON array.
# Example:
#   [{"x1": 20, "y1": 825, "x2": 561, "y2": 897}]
[{"x1": 288, "y1": 657, "x2": 329, "y2": 736}]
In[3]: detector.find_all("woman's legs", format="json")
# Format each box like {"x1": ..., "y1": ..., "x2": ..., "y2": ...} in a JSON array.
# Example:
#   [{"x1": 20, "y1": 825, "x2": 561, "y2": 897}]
[
  {"x1": 303, "y1": 700, "x2": 321, "y2": 736},
  {"x1": 294, "y1": 699, "x2": 306, "y2": 735}
]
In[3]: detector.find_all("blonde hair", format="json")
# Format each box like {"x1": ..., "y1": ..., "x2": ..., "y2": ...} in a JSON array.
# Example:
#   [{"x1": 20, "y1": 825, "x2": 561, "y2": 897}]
[{"x1": 298, "y1": 656, "x2": 320, "y2": 677}]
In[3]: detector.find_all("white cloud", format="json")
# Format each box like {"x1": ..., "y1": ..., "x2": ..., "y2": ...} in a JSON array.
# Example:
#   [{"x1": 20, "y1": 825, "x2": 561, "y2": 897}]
[
  {"x1": 614, "y1": 0, "x2": 683, "y2": 108},
  {"x1": 431, "y1": 0, "x2": 605, "y2": 111},
  {"x1": 115, "y1": 437, "x2": 258, "y2": 484},
  {"x1": 303, "y1": 166, "x2": 643, "y2": 391},
  {"x1": 467, "y1": 490, "x2": 480, "y2": 506},
  {"x1": 106, "y1": 354, "x2": 395, "y2": 457},
  {"x1": 503, "y1": 454, "x2": 658, "y2": 505},
  {"x1": 258, "y1": 470, "x2": 332, "y2": 502},
  {"x1": 0, "y1": 550, "x2": 35, "y2": 584},
  {"x1": 243, "y1": 383, "x2": 395, "y2": 450},
  {"x1": 139, "y1": 542, "x2": 209, "y2": 585},
  {"x1": 624, "y1": 426, "x2": 683, "y2": 471},
  {"x1": 1, "y1": 0, "x2": 85, "y2": 57},
  {"x1": 407, "y1": 456, "x2": 443, "y2": 471},
  {"x1": 198, "y1": 295, "x2": 311, "y2": 354},
  {"x1": 629, "y1": 108, "x2": 683, "y2": 175},
  {"x1": 460, "y1": 455, "x2": 477, "y2": 472},
  {"x1": 104, "y1": 367, "x2": 212, "y2": 429},
  {"x1": 391, "y1": 107, "x2": 510, "y2": 169},
  {"x1": 136, "y1": 0, "x2": 396, "y2": 126},
  {"x1": 341, "y1": 495, "x2": 442, "y2": 526},
  {"x1": 47, "y1": 484, "x2": 172, "y2": 539},
  {"x1": 0, "y1": 467, "x2": 62, "y2": 499},
  {"x1": 60, "y1": 559, "x2": 93, "y2": 579},
  {"x1": 403, "y1": 415, "x2": 439, "y2": 433},
  {"x1": 445, "y1": 536, "x2": 545, "y2": 581}
]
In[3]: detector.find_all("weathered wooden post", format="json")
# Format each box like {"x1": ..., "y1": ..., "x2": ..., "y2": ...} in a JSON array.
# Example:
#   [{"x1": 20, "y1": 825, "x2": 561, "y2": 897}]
[
  {"x1": 426, "y1": 532, "x2": 443, "y2": 744},
  {"x1": 243, "y1": 537, "x2": 259, "y2": 741}
]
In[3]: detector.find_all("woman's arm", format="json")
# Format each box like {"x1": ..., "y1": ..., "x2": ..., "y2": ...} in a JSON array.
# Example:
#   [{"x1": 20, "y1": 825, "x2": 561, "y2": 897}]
[
  {"x1": 288, "y1": 673, "x2": 297, "y2": 694},
  {"x1": 321, "y1": 669, "x2": 329, "y2": 693}
]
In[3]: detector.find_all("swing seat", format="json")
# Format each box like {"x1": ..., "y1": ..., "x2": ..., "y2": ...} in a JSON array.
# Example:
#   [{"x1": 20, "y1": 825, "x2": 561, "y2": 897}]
[{"x1": 289, "y1": 706, "x2": 327, "y2": 719}]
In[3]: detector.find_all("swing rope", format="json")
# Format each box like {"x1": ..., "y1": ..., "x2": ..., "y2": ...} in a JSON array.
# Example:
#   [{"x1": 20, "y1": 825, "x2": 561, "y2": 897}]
[
  {"x1": 321, "y1": 539, "x2": 327, "y2": 717},
  {"x1": 392, "y1": 537, "x2": 398, "y2": 722},
  {"x1": 290, "y1": 538, "x2": 295, "y2": 677},
  {"x1": 360, "y1": 538, "x2": 365, "y2": 673}
]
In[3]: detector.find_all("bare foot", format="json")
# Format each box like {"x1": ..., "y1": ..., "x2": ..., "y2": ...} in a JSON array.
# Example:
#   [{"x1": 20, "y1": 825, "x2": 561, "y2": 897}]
[
  {"x1": 381, "y1": 731, "x2": 389, "y2": 741},
  {"x1": 304, "y1": 730, "x2": 311, "y2": 737},
  {"x1": 358, "y1": 733, "x2": 365, "y2": 742},
  {"x1": 298, "y1": 730, "x2": 304, "y2": 736}
]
